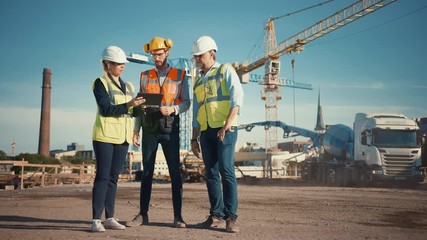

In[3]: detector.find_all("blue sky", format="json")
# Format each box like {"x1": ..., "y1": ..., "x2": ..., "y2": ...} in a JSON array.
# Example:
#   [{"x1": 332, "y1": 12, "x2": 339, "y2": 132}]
[{"x1": 0, "y1": 0, "x2": 426, "y2": 155}]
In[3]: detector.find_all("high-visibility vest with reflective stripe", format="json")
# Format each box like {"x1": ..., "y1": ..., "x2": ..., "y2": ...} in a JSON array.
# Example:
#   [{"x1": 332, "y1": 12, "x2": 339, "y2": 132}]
[
  {"x1": 140, "y1": 68, "x2": 185, "y2": 106},
  {"x1": 139, "y1": 67, "x2": 185, "y2": 133},
  {"x1": 92, "y1": 76, "x2": 135, "y2": 144},
  {"x1": 193, "y1": 63, "x2": 238, "y2": 131}
]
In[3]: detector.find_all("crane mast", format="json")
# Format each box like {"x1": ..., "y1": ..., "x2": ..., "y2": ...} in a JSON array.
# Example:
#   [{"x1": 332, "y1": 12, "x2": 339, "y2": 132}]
[{"x1": 234, "y1": 0, "x2": 396, "y2": 151}]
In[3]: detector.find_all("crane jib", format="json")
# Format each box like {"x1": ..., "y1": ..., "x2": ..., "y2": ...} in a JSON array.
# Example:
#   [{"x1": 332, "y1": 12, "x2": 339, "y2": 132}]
[{"x1": 235, "y1": 0, "x2": 397, "y2": 75}]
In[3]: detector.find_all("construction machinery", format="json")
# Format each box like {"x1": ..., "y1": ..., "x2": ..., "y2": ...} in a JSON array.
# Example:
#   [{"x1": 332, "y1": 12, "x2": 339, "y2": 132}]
[
  {"x1": 181, "y1": 152, "x2": 205, "y2": 182},
  {"x1": 232, "y1": 0, "x2": 397, "y2": 151}
]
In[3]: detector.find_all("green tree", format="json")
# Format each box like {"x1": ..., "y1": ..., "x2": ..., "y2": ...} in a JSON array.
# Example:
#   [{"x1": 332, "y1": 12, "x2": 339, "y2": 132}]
[
  {"x1": 0, "y1": 150, "x2": 7, "y2": 160},
  {"x1": 15, "y1": 153, "x2": 59, "y2": 164},
  {"x1": 12, "y1": 153, "x2": 60, "y2": 173},
  {"x1": 62, "y1": 155, "x2": 95, "y2": 165}
]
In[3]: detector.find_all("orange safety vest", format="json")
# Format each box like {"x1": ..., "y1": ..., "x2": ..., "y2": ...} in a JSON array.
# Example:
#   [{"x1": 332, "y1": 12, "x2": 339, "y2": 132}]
[
  {"x1": 140, "y1": 68, "x2": 184, "y2": 106},
  {"x1": 138, "y1": 67, "x2": 186, "y2": 133}
]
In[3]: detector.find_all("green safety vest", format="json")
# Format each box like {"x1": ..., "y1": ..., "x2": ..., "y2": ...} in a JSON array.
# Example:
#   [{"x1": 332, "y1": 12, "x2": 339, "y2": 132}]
[
  {"x1": 193, "y1": 63, "x2": 238, "y2": 131},
  {"x1": 92, "y1": 76, "x2": 135, "y2": 144}
]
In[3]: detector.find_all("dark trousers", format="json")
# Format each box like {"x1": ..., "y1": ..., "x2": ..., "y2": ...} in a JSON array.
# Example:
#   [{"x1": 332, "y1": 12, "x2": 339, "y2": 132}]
[
  {"x1": 92, "y1": 140, "x2": 128, "y2": 219},
  {"x1": 139, "y1": 131, "x2": 183, "y2": 216},
  {"x1": 200, "y1": 126, "x2": 238, "y2": 219}
]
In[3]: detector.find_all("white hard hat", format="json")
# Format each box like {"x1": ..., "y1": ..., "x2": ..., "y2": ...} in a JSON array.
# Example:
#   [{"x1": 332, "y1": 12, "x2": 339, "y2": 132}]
[
  {"x1": 101, "y1": 46, "x2": 129, "y2": 63},
  {"x1": 192, "y1": 36, "x2": 218, "y2": 55}
]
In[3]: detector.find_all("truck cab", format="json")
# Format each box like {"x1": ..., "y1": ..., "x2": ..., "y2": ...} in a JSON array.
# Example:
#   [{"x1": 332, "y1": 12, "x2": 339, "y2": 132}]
[{"x1": 353, "y1": 113, "x2": 423, "y2": 182}]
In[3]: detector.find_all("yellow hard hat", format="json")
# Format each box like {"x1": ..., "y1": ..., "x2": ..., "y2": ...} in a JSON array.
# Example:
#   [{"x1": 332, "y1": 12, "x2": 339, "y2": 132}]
[{"x1": 144, "y1": 37, "x2": 173, "y2": 53}]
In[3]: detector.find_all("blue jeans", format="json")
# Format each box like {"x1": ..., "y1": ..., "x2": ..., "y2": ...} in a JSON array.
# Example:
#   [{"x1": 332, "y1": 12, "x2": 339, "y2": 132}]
[
  {"x1": 92, "y1": 140, "x2": 128, "y2": 219},
  {"x1": 200, "y1": 126, "x2": 238, "y2": 219},
  {"x1": 139, "y1": 131, "x2": 183, "y2": 216}
]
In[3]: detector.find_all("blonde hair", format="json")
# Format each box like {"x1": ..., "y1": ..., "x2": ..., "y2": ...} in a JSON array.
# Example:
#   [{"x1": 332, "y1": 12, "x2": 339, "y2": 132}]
[{"x1": 101, "y1": 60, "x2": 109, "y2": 77}]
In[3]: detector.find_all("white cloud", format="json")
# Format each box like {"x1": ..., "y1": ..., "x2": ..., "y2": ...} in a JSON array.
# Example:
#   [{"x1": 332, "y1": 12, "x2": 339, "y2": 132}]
[
  {"x1": 369, "y1": 81, "x2": 386, "y2": 89},
  {"x1": 410, "y1": 84, "x2": 427, "y2": 89},
  {"x1": 326, "y1": 81, "x2": 386, "y2": 90}
]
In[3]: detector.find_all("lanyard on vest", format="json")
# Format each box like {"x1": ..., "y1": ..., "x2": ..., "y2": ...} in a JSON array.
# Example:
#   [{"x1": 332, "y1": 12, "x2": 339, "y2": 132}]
[{"x1": 157, "y1": 68, "x2": 170, "y2": 87}]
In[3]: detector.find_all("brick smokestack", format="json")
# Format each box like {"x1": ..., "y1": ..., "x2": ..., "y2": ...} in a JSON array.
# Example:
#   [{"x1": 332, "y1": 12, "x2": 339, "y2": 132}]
[{"x1": 38, "y1": 68, "x2": 52, "y2": 157}]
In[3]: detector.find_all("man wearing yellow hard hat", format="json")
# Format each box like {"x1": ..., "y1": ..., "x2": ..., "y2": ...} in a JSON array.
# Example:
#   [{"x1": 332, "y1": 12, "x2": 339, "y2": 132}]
[{"x1": 126, "y1": 37, "x2": 191, "y2": 228}]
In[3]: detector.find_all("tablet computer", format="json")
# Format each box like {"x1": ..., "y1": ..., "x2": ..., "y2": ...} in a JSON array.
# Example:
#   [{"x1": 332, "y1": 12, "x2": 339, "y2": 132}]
[{"x1": 137, "y1": 92, "x2": 163, "y2": 107}]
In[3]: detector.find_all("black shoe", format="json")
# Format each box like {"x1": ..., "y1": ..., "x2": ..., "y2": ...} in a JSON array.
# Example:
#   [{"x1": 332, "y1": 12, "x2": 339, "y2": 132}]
[
  {"x1": 125, "y1": 214, "x2": 149, "y2": 227},
  {"x1": 199, "y1": 215, "x2": 226, "y2": 229}
]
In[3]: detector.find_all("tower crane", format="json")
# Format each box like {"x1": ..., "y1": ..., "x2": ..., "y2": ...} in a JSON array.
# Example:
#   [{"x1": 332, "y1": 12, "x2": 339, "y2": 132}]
[{"x1": 232, "y1": 0, "x2": 397, "y2": 151}]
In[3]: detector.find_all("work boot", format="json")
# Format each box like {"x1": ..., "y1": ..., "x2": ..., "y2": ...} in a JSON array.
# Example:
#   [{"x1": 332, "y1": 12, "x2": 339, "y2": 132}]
[
  {"x1": 125, "y1": 214, "x2": 149, "y2": 227},
  {"x1": 199, "y1": 215, "x2": 226, "y2": 229},
  {"x1": 103, "y1": 218, "x2": 126, "y2": 230},
  {"x1": 173, "y1": 215, "x2": 187, "y2": 228},
  {"x1": 226, "y1": 218, "x2": 240, "y2": 233},
  {"x1": 90, "y1": 219, "x2": 105, "y2": 232}
]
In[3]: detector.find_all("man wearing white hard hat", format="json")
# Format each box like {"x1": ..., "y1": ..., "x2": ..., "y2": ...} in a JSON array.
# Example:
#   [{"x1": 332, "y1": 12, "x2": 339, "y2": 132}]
[{"x1": 191, "y1": 36, "x2": 244, "y2": 233}]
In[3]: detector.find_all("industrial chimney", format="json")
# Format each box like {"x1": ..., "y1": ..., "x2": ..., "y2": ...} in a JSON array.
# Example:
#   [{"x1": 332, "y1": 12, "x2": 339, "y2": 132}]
[{"x1": 38, "y1": 68, "x2": 51, "y2": 157}]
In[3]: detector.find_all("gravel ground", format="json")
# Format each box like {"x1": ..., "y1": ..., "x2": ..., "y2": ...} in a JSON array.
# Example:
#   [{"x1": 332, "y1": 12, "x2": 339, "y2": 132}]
[{"x1": 0, "y1": 179, "x2": 426, "y2": 240}]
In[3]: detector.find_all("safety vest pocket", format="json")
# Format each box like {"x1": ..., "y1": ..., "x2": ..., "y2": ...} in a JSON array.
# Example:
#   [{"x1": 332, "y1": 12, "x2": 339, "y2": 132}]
[
  {"x1": 194, "y1": 88, "x2": 204, "y2": 104},
  {"x1": 196, "y1": 108, "x2": 207, "y2": 125},
  {"x1": 209, "y1": 103, "x2": 228, "y2": 122},
  {"x1": 103, "y1": 119, "x2": 122, "y2": 139}
]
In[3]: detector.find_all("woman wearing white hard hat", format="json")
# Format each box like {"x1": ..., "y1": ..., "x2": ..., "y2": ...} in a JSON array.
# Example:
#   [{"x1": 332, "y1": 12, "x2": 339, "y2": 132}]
[{"x1": 90, "y1": 45, "x2": 145, "y2": 232}]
